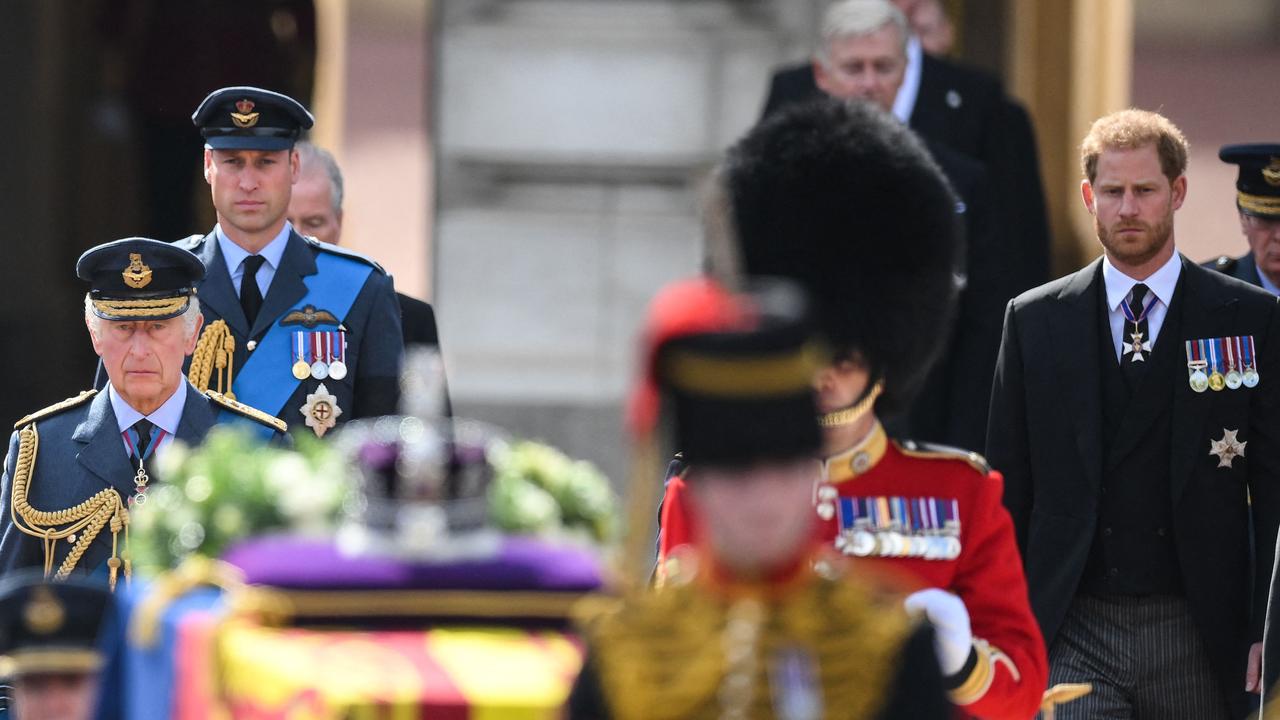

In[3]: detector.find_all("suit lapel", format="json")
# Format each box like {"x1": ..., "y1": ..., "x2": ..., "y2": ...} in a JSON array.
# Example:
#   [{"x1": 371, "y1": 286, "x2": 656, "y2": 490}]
[
  {"x1": 175, "y1": 383, "x2": 215, "y2": 443},
  {"x1": 249, "y1": 232, "x2": 316, "y2": 340},
  {"x1": 72, "y1": 391, "x2": 136, "y2": 498},
  {"x1": 1170, "y1": 260, "x2": 1237, "y2": 504},
  {"x1": 195, "y1": 232, "x2": 250, "y2": 336},
  {"x1": 1047, "y1": 259, "x2": 1105, "y2": 493},
  {"x1": 909, "y1": 55, "x2": 947, "y2": 141}
]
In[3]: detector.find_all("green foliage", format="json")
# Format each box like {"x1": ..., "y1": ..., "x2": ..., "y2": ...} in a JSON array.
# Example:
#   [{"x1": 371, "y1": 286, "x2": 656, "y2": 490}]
[
  {"x1": 487, "y1": 440, "x2": 617, "y2": 543},
  {"x1": 130, "y1": 426, "x2": 350, "y2": 573}
]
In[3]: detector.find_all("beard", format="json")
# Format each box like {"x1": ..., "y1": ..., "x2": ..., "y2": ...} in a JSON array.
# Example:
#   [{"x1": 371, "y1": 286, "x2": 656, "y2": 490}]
[{"x1": 1096, "y1": 209, "x2": 1174, "y2": 268}]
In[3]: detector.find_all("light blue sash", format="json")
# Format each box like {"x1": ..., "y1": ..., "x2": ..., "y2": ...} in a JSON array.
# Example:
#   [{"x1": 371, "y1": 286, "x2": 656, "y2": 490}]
[{"x1": 219, "y1": 252, "x2": 372, "y2": 435}]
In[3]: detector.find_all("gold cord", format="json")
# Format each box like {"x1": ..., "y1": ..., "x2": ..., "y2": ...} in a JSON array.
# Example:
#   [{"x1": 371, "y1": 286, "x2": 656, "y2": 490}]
[
  {"x1": 10, "y1": 424, "x2": 129, "y2": 589},
  {"x1": 189, "y1": 320, "x2": 234, "y2": 395},
  {"x1": 818, "y1": 380, "x2": 884, "y2": 428}
]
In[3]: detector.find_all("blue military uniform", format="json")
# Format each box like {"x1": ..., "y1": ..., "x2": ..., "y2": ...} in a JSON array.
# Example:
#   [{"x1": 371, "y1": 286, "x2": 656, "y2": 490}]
[
  {"x1": 0, "y1": 238, "x2": 285, "y2": 587},
  {"x1": 178, "y1": 229, "x2": 402, "y2": 435},
  {"x1": 0, "y1": 572, "x2": 115, "y2": 717},
  {"x1": 0, "y1": 385, "x2": 284, "y2": 585},
  {"x1": 1205, "y1": 144, "x2": 1280, "y2": 295},
  {"x1": 184, "y1": 86, "x2": 403, "y2": 434}
]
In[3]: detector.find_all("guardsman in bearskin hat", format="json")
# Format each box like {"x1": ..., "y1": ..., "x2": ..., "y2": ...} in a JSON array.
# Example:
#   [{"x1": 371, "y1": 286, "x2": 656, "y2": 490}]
[
  {"x1": 0, "y1": 573, "x2": 114, "y2": 720},
  {"x1": 0, "y1": 239, "x2": 284, "y2": 588},
  {"x1": 658, "y1": 99, "x2": 1049, "y2": 719},
  {"x1": 569, "y1": 277, "x2": 951, "y2": 719},
  {"x1": 1206, "y1": 144, "x2": 1280, "y2": 295}
]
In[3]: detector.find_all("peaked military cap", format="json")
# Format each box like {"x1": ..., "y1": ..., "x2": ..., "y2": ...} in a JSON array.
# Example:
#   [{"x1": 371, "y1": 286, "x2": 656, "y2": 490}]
[
  {"x1": 192, "y1": 86, "x2": 314, "y2": 151},
  {"x1": 643, "y1": 278, "x2": 826, "y2": 468},
  {"x1": 0, "y1": 572, "x2": 113, "y2": 677},
  {"x1": 76, "y1": 237, "x2": 204, "y2": 321},
  {"x1": 1220, "y1": 143, "x2": 1280, "y2": 219},
  {"x1": 724, "y1": 99, "x2": 962, "y2": 416}
]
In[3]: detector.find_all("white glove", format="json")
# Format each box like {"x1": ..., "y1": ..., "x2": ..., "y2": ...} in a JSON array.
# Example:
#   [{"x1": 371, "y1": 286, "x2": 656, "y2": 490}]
[{"x1": 904, "y1": 588, "x2": 973, "y2": 676}]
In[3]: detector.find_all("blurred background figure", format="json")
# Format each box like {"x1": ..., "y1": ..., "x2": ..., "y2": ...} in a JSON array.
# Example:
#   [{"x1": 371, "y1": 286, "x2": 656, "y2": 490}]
[
  {"x1": 1207, "y1": 144, "x2": 1280, "y2": 294},
  {"x1": 897, "y1": 0, "x2": 956, "y2": 56},
  {"x1": 287, "y1": 141, "x2": 445, "y2": 355},
  {"x1": 0, "y1": 574, "x2": 114, "y2": 720}
]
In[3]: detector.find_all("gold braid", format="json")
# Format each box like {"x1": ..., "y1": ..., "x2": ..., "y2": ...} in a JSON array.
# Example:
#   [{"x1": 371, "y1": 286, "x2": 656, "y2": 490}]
[
  {"x1": 10, "y1": 424, "x2": 129, "y2": 590},
  {"x1": 189, "y1": 319, "x2": 233, "y2": 394}
]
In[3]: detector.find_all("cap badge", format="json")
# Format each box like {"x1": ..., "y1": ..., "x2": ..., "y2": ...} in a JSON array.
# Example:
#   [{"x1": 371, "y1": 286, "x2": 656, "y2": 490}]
[
  {"x1": 231, "y1": 98, "x2": 260, "y2": 129},
  {"x1": 23, "y1": 586, "x2": 65, "y2": 635},
  {"x1": 1263, "y1": 158, "x2": 1280, "y2": 187},
  {"x1": 122, "y1": 252, "x2": 153, "y2": 289}
]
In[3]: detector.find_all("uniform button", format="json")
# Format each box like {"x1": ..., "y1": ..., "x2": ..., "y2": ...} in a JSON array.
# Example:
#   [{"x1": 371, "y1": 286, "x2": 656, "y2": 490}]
[
  {"x1": 1103, "y1": 527, "x2": 1113, "y2": 537},
  {"x1": 1108, "y1": 567, "x2": 1119, "y2": 577},
  {"x1": 1156, "y1": 527, "x2": 1167, "y2": 537}
]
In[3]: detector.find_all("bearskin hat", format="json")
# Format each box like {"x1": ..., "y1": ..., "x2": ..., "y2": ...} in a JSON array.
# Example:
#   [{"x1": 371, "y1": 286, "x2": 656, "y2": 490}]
[{"x1": 724, "y1": 99, "x2": 962, "y2": 415}]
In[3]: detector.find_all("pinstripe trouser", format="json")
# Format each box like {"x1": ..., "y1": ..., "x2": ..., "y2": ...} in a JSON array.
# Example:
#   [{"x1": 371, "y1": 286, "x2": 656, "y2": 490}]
[{"x1": 1045, "y1": 593, "x2": 1230, "y2": 719}]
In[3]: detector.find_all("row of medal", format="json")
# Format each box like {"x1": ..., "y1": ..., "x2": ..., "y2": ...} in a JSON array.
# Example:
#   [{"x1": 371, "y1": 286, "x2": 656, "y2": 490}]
[
  {"x1": 1184, "y1": 336, "x2": 1258, "y2": 393},
  {"x1": 830, "y1": 494, "x2": 963, "y2": 561},
  {"x1": 292, "y1": 330, "x2": 349, "y2": 381}
]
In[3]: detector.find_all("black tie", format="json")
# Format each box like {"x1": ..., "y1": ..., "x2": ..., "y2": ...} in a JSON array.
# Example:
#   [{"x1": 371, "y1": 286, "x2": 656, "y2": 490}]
[
  {"x1": 1122, "y1": 283, "x2": 1152, "y2": 384},
  {"x1": 240, "y1": 255, "x2": 266, "y2": 326},
  {"x1": 132, "y1": 419, "x2": 155, "y2": 461}
]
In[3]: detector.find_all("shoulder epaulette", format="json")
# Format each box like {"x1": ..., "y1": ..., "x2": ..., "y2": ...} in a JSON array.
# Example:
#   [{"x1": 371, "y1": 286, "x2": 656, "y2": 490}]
[
  {"x1": 173, "y1": 233, "x2": 206, "y2": 251},
  {"x1": 14, "y1": 390, "x2": 97, "y2": 429},
  {"x1": 206, "y1": 391, "x2": 288, "y2": 434},
  {"x1": 896, "y1": 439, "x2": 991, "y2": 475},
  {"x1": 301, "y1": 235, "x2": 387, "y2": 274}
]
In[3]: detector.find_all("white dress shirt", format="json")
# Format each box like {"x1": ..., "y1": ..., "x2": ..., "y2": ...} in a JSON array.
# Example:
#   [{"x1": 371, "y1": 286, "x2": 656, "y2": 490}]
[
  {"x1": 109, "y1": 381, "x2": 189, "y2": 456},
  {"x1": 892, "y1": 35, "x2": 924, "y2": 124},
  {"x1": 1102, "y1": 251, "x2": 1183, "y2": 362},
  {"x1": 216, "y1": 222, "x2": 292, "y2": 297}
]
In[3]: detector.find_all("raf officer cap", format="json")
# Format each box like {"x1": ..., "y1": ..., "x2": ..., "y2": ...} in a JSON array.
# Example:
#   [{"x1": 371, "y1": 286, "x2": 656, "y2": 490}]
[
  {"x1": 191, "y1": 86, "x2": 314, "y2": 151},
  {"x1": 1220, "y1": 143, "x2": 1280, "y2": 219},
  {"x1": 0, "y1": 572, "x2": 113, "y2": 678},
  {"x1": 76, "y1": 238, "x2": 204, "y2": 321}
]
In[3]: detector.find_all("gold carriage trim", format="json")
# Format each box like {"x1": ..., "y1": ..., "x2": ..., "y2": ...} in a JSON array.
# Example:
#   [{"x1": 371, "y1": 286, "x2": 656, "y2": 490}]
[
  {"x1": 189, "y1": 320, "x2": 237, "y2": 399},
  {"x1": 10, "y1": 423, "x2": 129, "y2": 591},
  {"x1": 91, "y1": 296, "x2": 190, "y2": 319},
  {"x1": 1238, "y1": 192, "x2": 1280, "y2": 216},
  {"x1": 662, "y1": 341, "x2": 827, "y2": 398}
]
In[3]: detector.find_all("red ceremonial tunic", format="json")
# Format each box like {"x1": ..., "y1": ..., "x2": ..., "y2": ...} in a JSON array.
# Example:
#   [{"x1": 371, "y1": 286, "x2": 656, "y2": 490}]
[{"x1": 658, "y1": 423, "x2": 1048, "y2": 720}]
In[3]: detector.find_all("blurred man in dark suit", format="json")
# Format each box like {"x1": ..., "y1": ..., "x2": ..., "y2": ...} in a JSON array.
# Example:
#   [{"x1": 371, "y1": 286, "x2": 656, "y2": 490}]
[
  {"x1": 765, "y1": 0, "x2": 999, "y2": 452},
  {"x1": 286, "y1": 142, "x2": 450, "y2": 415},
  {"x1": 762, "y1": 0, "x2": 1050, "y2": 299},
  {"x1": 287, "y1": 141, "x2": 444, "y2": 351}
]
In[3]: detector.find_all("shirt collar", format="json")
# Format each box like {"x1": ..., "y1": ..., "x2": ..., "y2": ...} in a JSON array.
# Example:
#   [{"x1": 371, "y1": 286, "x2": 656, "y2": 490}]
[
  {"x1": 1102, "y1": 249, "x2": 1182, "y2": 312},
  {"x1": 216, "y1": 221, "x2": 293, "y2": 275},
  {"x1": 108, "y1": 381, "x2": 189, "y2": 437},
  {"x1": 892, "y1": 35, "x2": 923, "y2": 124},
  {"x1": 1257, "y1": 263, "x2": 1280, "y2": 296}
]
